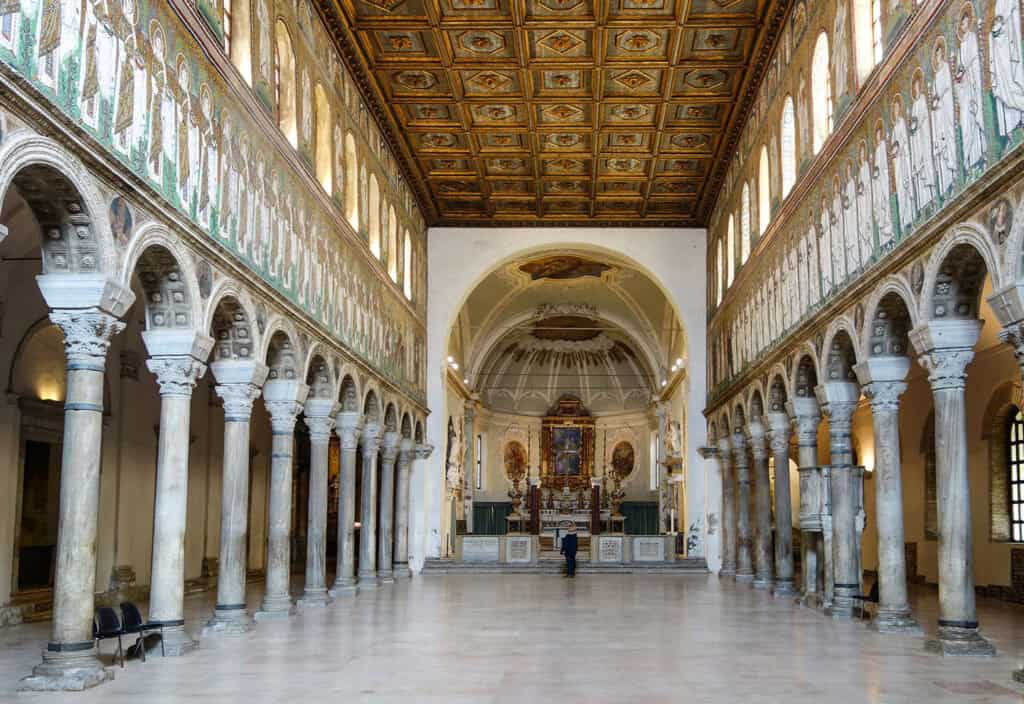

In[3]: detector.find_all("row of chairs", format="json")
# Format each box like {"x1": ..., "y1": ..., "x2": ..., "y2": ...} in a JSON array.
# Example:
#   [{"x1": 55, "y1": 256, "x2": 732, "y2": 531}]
[{"x1": 93, "y1": 603, "x2": 165, "y2": 667}]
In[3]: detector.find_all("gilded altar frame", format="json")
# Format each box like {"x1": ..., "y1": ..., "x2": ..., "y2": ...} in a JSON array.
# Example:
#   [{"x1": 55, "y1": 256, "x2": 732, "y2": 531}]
[{"x1": 540, "y1": 397, "x2": 595, "y2": 491}]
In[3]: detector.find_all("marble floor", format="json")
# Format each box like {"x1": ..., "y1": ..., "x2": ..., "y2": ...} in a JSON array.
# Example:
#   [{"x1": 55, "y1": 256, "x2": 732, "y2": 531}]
[{"x1": 2, "y1": 575, "x2": 1024, "y2": 703}]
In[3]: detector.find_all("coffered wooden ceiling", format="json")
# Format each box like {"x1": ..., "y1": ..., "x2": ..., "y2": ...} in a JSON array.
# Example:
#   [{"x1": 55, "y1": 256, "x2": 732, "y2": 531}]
[{"x1": 318, "y1": 0, "x2": 787, "y2": 226}]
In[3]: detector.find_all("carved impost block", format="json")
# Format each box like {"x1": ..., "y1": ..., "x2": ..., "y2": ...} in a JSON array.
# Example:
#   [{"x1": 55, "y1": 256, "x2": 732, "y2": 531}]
[
  {"x1": 414, "y1": 443, "x2": 435, "y2": 460},
  {"x1": 147, "y1": 355, "x2": 208, "y2": 398},
  {"x1": 746, "y1": 418, "x2": 768, "y2": 461},
  {"x1": 335, "y1": 411, "x2": 364, "y2": 450},
  {"x1": 50, "y1": 308, "x2": 126, "y2": 370},
  {"x1": 361, "y1": 422, "x2": 382, "y2": 454},
  {"x1": 381, "y1": 430, "x2": 401, "y2": 463},
  {"x1": 697, "y1": 446, "x2": 720, "y2": 460}
]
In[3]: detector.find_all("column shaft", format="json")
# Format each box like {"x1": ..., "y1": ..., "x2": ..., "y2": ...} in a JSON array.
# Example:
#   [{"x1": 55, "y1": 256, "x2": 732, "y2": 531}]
[
  {"x1": 749, "y1": 424, "x2": 774, "y2": 590},
  {"x1": 331, "y1": 419, "x2": 361, "y2": 594},
  {"x1": 824, "y1": 402, "x2": 859, "y2": 619},
  {"x1": 378, "y1": 434, "x2": 400, "y2": 583},
  {"x1": 718, "y1": 439, "x2": 736, "y2": 577},
  {"x1": 358, "y1": 427, "x2": 382, "y2": 588},
  {"x1": 732, "y1": 432, "x2": 754, "y2": 581},
  {"x1": 864, "y1": 384, "x2": 920, "y2": 632},
  {"x1": 21, "y1": 309, "x2": 124, "y2": 692},
  {"x1": 258, "y1": 423, "x2": 297, "y2": 616},
  {"x1": 769, "y1": 417, "x2": 796, "y2": 595},
  {"x1": 299, "y1": 407, "x2": 337, "y2": 606},
  {"x1": 393, "y1": 444, "x2": 414, "y2": 578}
]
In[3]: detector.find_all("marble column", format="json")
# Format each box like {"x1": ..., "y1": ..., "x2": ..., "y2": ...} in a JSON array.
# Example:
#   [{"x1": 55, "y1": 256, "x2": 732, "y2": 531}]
[
  {"x1": 717, "y1": 435, "x2": 737, "y2": 577},
  {"x1": 815, "y1": 382, "x2": 860, "y2": 620},
  {"x1": 358, "y1": 423, "x2": 382, "y2": 588},
  {"x1": 463, "y1": 402, "x2": 476, "y2": 533},
  {"x1": 377, "y1": 431, "x2": 401, "y2": 583},
  {"x1": 855, "y1": 357, "x2": 921, "y2": 633},
  {"x1": 142, "y1": 330, "x2": 213, "y2": 655},
  {"x1": 204, "y1": 360, "x2": 268, "y2": 634},
  {"x1": 910, "y1": 320, "x2": 995, "y2": 655},
  {"x1": 330, "y1": 413, "x2": 362, "y2": 595},
  {"x1": 256, "y1": 380, "x2": 309, "y2": 619},
  {"x1": 21, "y1": 303, "x2": 128, "y2": 692},
  {"x1": 767, "y1": 412, "x2": 796, "y2": 596},
  {"x1": 298, "y1": 399, "x2": 339, "y2": 606},
  {"x1": 747, "y1": 417, "x2": 774, "y2": 590},
  {"x1": 393, "y1": 438, "x2": 416, "y2": 579},
  {"x1": 731, "y1": 428, "x2": 754, "y2": 582},
  {"x1": 698, "y1": 444, "x2": 724, "y2": 575},
  {"x1": 787, "y1": 398, "x2": 822, "y2": 606}
]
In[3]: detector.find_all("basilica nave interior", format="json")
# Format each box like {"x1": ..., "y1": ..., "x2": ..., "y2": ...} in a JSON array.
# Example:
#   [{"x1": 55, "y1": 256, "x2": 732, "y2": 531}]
[{"x1": 2, "y1": 0, "x2": 1024, "y2": 700}]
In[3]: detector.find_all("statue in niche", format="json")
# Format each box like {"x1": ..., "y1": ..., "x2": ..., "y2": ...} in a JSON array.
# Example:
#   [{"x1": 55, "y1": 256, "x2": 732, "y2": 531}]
[
  {"x1": 990, "y1": 0, "x2": 1024, "y2": 141},
  {"x1": 504, "y1": 441, "x2": 528, "y2": 515},
  {"x1": 956, "y1": 5, "x2": 987, "y2": 172},
  {"x1": 930, "y1": 38, "x2": 957, "y2": 199}
]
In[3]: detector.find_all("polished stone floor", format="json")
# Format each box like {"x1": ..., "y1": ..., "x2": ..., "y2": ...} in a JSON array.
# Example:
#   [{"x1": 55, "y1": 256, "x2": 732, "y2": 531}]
[{"x1": 2, "y1": 575, "x2": 1024, "y2": 703}]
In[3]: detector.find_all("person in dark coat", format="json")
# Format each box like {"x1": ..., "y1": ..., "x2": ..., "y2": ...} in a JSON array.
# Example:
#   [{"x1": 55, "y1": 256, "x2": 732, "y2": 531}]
[{"x1": 561, "y1": 524, "x2": 578, "y2": 578}]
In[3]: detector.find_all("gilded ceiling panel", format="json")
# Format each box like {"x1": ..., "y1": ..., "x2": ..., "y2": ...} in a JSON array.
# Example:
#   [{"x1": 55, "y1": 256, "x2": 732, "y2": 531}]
[{"x1": 320, "y1": 0, "x2": 785, "y2": 224}]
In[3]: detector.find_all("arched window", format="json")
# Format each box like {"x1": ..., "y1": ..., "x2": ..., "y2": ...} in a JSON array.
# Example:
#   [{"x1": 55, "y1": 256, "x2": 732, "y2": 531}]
[
  {"x1": 403, "y1": 230, "x2": 413, "y2": 300},
  {"x1": 275, "y1": 21, "x2": 297, "y2": 147},
  {"x1": 226, "y1": 0, "x2": 251, "y2": 85},
  {"x1": 854, "y1": 0, "x2": 883, "y2": 82},
  {"x1": 781, "y1": 97, "x2": 796, "y2": 197},
  {"x1": 1007, "y1": 406, "x2": 1024, "y2": 541},
  {"x1": 388, "y1": 204, "x2": 398, "y2": 282},
  {"x1": 726, "y1": 215, "x2": 735, "y2": 287},
  {"x1": 740, "y1": 182, "x2": 751, "y2": 264},
  {"x1": 314, "y1": 84, "x2": 332, "y2": 192},
  {"x1": 758, "y1": 146, "x2": 771, "y2": 235},
  {"x1": 369, "y1": 174, "x2": 380, "y2": 257},
  {"x1": 345, "y1": 133, "x2": 358, "y2": 228},
  {"x1": 716, "y1": 238, "x2": 724, "y2": 305},
  {"x1": 811, "y1": 32, "x2": 832, "y2": 154}
]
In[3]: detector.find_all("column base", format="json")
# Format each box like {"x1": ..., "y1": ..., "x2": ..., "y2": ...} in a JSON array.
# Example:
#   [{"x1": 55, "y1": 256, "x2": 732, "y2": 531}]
[
  {"x1": 753, "y1": 576, "x2": 774, "y2": 590},
  {"x1": 378, "y1": 569, "x2": 395, "y2": 584},
  {"x1": 19, "y1": 647, "x2": 114, "y2": 692},
  {"x1": 156, "y1": 624, "x2": 198, "y2": 656},
  {"x1": 735, "y1": 571, "x2": 754, "y2": 583},
  {"x1": 202, "y1": 606, "x2": 253, "y2": 635},
  {"x1": 329, "y1": 579, "x2": 358, "y2": 597},
  {"x1": 925, "y1": 624, "x2": 996, "y2": 657},
  {"x1": 825, "y1": 603, "x2": 855, "y2": 620},
  {"x1": 357, "y1": 572, "x2": 380, "y2": 589},
  {"x1": 798, "y1": 592, "x2": 822, "y2": 609},
  {"x1": 254, "y1": 594, "x2": 296, "y2": 620},
  {"x1": 392, "y1": 562, "x2": 411, "y2": 580},
  {"x1": 719, "y1": 567, "x2": 736, "y2": 578},
  {"x1": 870, "y1": 608, "x2": 923, "y2": 635},
  {"x1": 297, "y1": 589, "x2": 333, "y2": 608},
  {"x1": 772, "y1": 580, "x2": 798, "y2": 597}
]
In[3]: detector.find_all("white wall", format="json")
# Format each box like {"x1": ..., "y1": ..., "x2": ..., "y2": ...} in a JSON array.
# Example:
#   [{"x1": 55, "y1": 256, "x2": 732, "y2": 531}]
[{"x1": 414, "y1": 226, "x2": 709, "y2": 571}]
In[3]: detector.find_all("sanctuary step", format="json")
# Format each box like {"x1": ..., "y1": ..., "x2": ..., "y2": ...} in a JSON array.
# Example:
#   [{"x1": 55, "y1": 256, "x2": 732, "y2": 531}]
[{"x1": 421, "y1": 557, "x2": 708, "y2": 576}]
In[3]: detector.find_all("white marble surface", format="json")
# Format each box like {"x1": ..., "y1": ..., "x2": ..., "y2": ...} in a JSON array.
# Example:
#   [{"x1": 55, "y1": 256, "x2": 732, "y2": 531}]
[{"x1": 2, "y1": 577, "x2": 1024, "y2": 702}]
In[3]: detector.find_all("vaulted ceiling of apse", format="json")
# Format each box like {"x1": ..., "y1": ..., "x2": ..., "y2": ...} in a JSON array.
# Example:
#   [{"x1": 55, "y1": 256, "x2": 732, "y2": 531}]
[{"x1": 316, "y1": 0, "x2": 789, "y2": 226}]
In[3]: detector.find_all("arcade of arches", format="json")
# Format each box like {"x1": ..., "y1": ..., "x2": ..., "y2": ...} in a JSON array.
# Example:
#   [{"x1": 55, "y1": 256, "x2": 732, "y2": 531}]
[{"x1": 3, "y1": 0, "x2": 1024, "y2": 699}]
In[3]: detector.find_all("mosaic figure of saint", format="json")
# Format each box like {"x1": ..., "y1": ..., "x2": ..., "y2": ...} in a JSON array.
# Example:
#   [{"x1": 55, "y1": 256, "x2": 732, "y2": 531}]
[
  {"x1": 818, "y1": 197, "x2": 833, "y2": 295},
  {"x1": 956, "y1": 6, "x2": 987, "y2": 171},
  {"x1": 842, "y1": 164, "x2": 859, "y2": 271},
  {"x1": 991, "y1": 0, "x2": 1024, "y2": 139},
  {"x1": 909, "y1": 72, "x2": 936, "y2": 215},
  {"x1": 831, "y1": 176, "x2": 847, "y2": 285},
  {"x1": 856, "y1": 142, "x2": 874, "y2": 265},
  {"x1": 930, "y1": 39, "x2": 958, "y2": 198},
  {"x1": 890, "y1": 96, "x2": 914, "y2": 233}
]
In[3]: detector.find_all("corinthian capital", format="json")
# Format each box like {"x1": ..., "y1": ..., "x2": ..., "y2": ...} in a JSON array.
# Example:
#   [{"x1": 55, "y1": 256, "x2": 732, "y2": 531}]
[
  {"x1": 916, "y1": 348, "x2": 974, "y2": 392},
  {"x1": 861, "y1": 381, "x2": 907, "y2": 412},
  {"x1": 50, "y1": 308, "x2": 125, "y2": 369},
  {"x1": 746, "y1": 418, "x2": 768, "y2": 461},
  {"x1": 362, "y1": 422, "x2": 382, "y2": 454},
  {"x1": 216, "y1": 383, "x2": 263, "y2": 420},
  {"x1": 306, "y1": 414, "x2": 338, "y2": 443},
  {"x1": 147, "y1": 355, "x2": 207, "y2": 397},
  {"x1": 909, "y1": 320, "x2": 981, "y2": 392},
  {"x1": 265, "y1": 400, "x2": 304, "y2": 434},
  {"x1": 336, "y1": 411, "x2": 364, "y2": 450}
]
